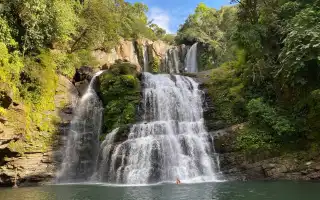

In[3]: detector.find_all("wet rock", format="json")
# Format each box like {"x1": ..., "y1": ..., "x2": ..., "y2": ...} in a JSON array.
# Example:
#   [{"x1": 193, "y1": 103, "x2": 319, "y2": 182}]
[
  {"x1": 307, "y1": 172, "x2": 320, "y2": 180},
  {"x1": 73, "y1": 66, "x2": 94, "y2": 83},
  {"x1": 75, "y1": 80, "x2": 89, "y2": 97},
  {"x1": 206, "y1": 120, "x2": 227, "y2": 131},
  {"x1": 0, "y1": 82, "x2": 13, "y2": 108}
]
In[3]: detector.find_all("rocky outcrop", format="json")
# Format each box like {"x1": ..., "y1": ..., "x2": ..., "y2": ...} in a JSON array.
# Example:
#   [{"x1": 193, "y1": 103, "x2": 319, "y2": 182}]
[
  {"x1": 92, "y1": 38, "x2": 192, "y2": 74},
  {"x1": 0, "y1": 102, "x2": 57, "y2": 186},
  {"x1": 0, "y1": 75, "x2": 79, "y2": 187},
  {"x1": 92, "y1": 38, "x2": 160, "y2": 71},
  {"x1": 213, "y1": 124, "x2": 320, "y2": 181},
  {"x1": 0, "y1": 82, "x2": 13, "y2": 108},
  {"x1": 72, "y1": 66, "x2": 96, "y2": 96}
]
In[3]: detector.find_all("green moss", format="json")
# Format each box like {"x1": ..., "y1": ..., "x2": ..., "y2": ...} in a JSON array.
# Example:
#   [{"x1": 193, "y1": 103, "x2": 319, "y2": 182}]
[
  {"x1": 150, "y1": 56, "x2": 160, "y2": 73},
  {"x1": 198, "y1": 46, "x2": 215, "y2": 71},
  {"x1": 0, "y1": 107, "x2": 7, "y2": 116},
  {"x1": 99, "y1": 61, "x2": 141, "y2": 138},
  {"x1": 8, "y1": 140, "x2": 26, "y2": 155},
  {"x1": 134, "y1": 41, "x2": 144, "y2": 67}
]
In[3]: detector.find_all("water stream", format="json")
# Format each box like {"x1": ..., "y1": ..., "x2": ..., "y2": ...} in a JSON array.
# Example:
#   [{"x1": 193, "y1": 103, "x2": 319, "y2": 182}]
[
  {"x1": 96, "y1": 72, "x2": 219, "y2": 184},
  {"x1": 57, "y1": 71, "x2": 105, "y2": 182}
]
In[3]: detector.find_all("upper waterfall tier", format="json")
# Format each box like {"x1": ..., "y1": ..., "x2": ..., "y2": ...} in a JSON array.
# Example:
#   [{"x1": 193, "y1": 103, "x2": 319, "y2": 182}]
[
  {"x1": 92, "y1": 39, "x2": 197, "y2": 74},
  {"x1": 185, "y1": 43, "x2": 198, "y2": 73}
]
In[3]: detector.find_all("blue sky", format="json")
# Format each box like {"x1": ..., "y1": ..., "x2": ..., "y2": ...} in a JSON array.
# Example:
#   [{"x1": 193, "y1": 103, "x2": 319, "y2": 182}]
[{"x1": 127, "y1": 0, "x2": 231, "y2": 33}]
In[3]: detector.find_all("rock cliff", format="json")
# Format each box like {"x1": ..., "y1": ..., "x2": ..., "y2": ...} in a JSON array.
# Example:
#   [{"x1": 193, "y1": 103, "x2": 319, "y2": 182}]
[
  {"x1": 92, "y1": 38, "x2": 190, "y2": 74},
  {"x1": 0, "y1": 75, "x2": 79, "y2": 186},
  {"x1": 212, "y1": 124, "x2": 320, "y2": 181}
]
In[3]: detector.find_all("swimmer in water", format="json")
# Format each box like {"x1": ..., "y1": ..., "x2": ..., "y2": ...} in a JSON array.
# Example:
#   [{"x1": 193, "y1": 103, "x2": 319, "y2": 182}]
[{"x1": 176, "y1": 178, "x2": 181, "y2": 184}]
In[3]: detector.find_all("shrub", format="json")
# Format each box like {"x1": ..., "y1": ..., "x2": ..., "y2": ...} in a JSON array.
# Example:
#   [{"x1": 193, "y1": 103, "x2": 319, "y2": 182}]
[{"x1": 98, "y1": 61, "x2": 141, "y2": 134}]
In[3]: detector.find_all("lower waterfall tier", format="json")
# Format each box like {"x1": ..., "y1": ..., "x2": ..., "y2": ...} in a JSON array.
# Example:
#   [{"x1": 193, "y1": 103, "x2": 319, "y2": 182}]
[
  {"x1": 57, "y1": 71, "x2": 220, "y2": 184},
  {"x1": 95, "y1": 72, "x2": 220, "y2": 184}
]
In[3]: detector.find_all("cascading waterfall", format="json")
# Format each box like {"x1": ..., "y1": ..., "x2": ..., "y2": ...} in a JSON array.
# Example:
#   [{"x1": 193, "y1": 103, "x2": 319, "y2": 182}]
[
  {"x1": 96, "y1": 72, "x2": 220, "y2": 184},
  {"x1": 142, "y1": 45, "x2": 149, "y2": 72},
  {"x1": 185, "y1": 43, "x2": 198, "y2": 73},
  {"x1": 56, "y1": 71, "x2": 104, "y2": 182},
  {"x1": 164, "y1": 48, "x2": 181, "y2": 74}
]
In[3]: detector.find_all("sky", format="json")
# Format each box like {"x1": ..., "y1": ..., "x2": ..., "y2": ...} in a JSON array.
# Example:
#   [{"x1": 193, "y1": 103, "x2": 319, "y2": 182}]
[{"x1": 127, "y1": 0, "x2": 231, "y2": 33}]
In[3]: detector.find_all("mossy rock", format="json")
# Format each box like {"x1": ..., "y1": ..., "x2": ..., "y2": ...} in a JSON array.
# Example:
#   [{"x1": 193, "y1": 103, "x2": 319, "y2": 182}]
[
  {"x1": 133, "y1": 41, "x2": 144, "y2": 67},
  {"x1": 0, "y1": 82, "x2": 13, "y2": 108},
  {"x1": 98, "y1": 61, "x2": 141, "y2": 133},
  {"x1": 150, "y1": 56, "x2": 160, "y2": 73}
]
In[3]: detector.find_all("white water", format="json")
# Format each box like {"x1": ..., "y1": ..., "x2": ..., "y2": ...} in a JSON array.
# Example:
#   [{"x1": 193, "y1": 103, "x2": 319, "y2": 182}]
[
  {"x1": 164, "y1": 47, "x2": 181, "y2": 74},
  {"x1": 142, "y1": 45, "x2": 149, "y2": 72},
  {"x1": 97, "y1": 72, "x2": 219, "y2": 184},
  {"x1": 185, "y1": 43, "x2": 198, "y2": 73},
  {"x1": 57, "y1": 71, "x2": 105, "y2": 182}
]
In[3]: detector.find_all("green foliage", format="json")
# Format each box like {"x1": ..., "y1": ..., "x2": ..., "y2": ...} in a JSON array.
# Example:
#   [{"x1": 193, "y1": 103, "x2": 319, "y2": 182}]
[
  {"x1": 0, "y1": 0, "x2": 165, "y2": 155},
  {"x1": 198, "y1": 45, "x2": 215, "y2": 70},
  {"x1": 8, "y1": 140, "x2": 26, "y2": 155},
  {"x1": 0, "y1": 16, "x2": 17, "y2": 47},
  {"x1": 176, "y1": 4, "x2": 238, "y2": 67},
  {"x1": 162, "y1": 34, "x2": 176, "y2": 45},
  {"x1": 216, "y1": 0, "x2": 320, "y2": 154},
  {"x1": 202, "y1": 0, "x2": 320, "y2": 155},
  {"x1": 307, "y1": 89, "x2": 320, "y2": 140},
  {"x1": 51, "y1": 0, "x2": 79, "y2": 47},
  {"x1": 99, "y1": 62, "x2": 141, "y2": 134},
  {"x1": 207, "y1": 54, "x2": 246, "y2": 125},
  {"x1": 278, "y1": 6, "x2": 320, "y2": 87},
  {"x1": 51, "y1": 49, "x2": 98, "y2": 78},
  {"x1": 3, "y1": 0, "x2": 55, "y2": 53},
  {"x1": 149, "y1": 24, "x2": 166, "y2": 38},
  {"x1": 247, "y1": 98, "x2": 295, "y2": 139},
  {"x1": 236, "y1": 126, "x2": 279, "y2": 154},
  {"x1": 0, "y1": 42, "x2": 23, "y2": 99},
  {"x1": 150, "y1": 56, "x2": 160, "y2": 73}
]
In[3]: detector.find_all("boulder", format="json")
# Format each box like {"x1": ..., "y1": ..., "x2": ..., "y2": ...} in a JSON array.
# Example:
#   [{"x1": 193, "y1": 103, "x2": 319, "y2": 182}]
[
  {"x1": 0, "y1": 82, "x2": 13, "y2": 108},
  {"x1": 73, "y1": 66, "x2": 94, "y2": 83},
  {"x1": 75, "y1": 80, "x2": 89, "y2": 96}
]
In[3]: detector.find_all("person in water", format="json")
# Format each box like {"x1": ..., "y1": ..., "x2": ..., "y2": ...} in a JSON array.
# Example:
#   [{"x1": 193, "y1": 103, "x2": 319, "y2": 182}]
[{"x1": 176, "y1": 178, "x2": 181, "y2": 184}]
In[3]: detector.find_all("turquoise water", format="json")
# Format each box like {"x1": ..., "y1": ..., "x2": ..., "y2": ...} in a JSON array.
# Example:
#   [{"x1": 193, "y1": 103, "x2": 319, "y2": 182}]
[{"x1": 1, "y1": 181, "x2": 320, "y2": 200}]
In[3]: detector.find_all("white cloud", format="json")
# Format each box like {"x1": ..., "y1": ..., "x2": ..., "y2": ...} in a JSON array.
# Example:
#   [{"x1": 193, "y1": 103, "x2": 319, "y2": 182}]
[{"x1": 148, "y1": 7, "x2": 172, "y2": 33}]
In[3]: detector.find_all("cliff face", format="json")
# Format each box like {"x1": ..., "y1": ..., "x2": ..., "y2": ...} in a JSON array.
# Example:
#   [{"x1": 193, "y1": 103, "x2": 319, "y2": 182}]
[
  {"x1": 92, "y1": 39, "x2": 171, "y2": 71},
  {"x1": 0, "y1": 75, "x2": 79, "y2": 187},
  {"x1": 212, "y1": 125, "x2": 320, "y2": 181},
  {"x1": 92, "y1": 39, "x2": 190, "y2": 74}
]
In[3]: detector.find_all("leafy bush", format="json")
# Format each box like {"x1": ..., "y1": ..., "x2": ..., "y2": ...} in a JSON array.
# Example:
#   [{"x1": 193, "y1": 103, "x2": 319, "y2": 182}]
[
  {"x1": 98, "y1": 62, "x2": 141, "y2": 134},
  {"x1": 150, "y1": 56, "x2": 160, "y2": 73},
  {"x1": 247, "y1": 98, "x2": 295, "y2": 138},
  {"x1": 207, "y1": 60, "x2": 246, "y2": 125}
]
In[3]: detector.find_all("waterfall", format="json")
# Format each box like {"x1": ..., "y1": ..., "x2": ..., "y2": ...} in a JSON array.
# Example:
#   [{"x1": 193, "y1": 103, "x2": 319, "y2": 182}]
[
  {"x1": 97, "y1": 72, "x2": 219, "y2": 184},
  {"x1": 56, "y1": 71, "x2": 104, "y2": 182},
  {"x1": 185, "y1": 43, "x2": 198, "y2": 73},
  {"x1": 164, "y1": 48, "x2": 181, "y2": 74},
  {"x1": 93, "y1": 128, "x2": 119, "y2": 181},
  {"x1": 142, "y1": 45, "x2": 149, "y2": 72}
]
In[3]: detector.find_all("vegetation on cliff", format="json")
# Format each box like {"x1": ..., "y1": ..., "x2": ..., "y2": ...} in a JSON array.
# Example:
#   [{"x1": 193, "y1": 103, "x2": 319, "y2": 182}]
[
  {"x1": 98, "y1": 61, "x2": 141, "y2": 139},
  {"x1": 180, "y1": 0, "x2": 320, "y2": 155},
  {"x1": 176, "y1": 3, "x2": 238, "y2": 69},
  {"x1": 0, "y1": 0, "x2": 170, "y2": 155}
]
